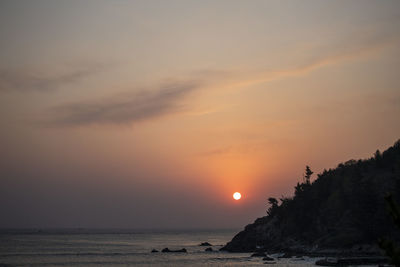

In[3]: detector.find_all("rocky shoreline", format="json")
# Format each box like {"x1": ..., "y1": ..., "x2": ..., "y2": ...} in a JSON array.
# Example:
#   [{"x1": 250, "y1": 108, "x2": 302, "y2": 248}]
[
  {"x1": 220, "y1": 222, "x2": 386, "y2": 258},
  {"x1": 218, "y1": 214, "x2": 391, "y2": 265},
  {"x1": 149, "y1": 239, "x2": 390, "y2": 266}
]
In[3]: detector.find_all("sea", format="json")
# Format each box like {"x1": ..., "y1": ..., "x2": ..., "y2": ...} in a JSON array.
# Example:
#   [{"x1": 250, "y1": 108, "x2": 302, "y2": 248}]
[{"x1": 0, "y1": 229, "x2": 319, "y2": 266}]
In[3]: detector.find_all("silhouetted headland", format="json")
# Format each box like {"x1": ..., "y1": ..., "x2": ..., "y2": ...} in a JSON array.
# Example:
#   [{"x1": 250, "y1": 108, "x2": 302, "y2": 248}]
[{"x1": 221, "y1": 140, "x2": 400, "y2": 258}]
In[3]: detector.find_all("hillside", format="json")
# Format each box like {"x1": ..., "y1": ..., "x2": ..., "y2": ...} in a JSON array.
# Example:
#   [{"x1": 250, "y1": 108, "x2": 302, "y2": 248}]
[{"x1": 222, "y1": 140, "x2": 400, "y2": 254}]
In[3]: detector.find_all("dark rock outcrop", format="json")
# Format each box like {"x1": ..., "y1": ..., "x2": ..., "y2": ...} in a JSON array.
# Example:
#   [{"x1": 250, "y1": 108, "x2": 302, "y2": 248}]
[
  {"x1": 199, "y1": 242, "x2": 212, "y2": 246},
  {"x1": 205, "y1": 247, "x2": 213, "y2": 252},
  {"x1": 151, "y1": 249, "x2": 158, "y2": 253}
]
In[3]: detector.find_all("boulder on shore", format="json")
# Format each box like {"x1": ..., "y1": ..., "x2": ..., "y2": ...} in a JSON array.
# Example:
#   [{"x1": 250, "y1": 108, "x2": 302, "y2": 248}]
[
  {"x1": 161, "y1": 248, "x2": 187, "y2": 253},
  {"x1": 251, "y1": 252, "x2": 266, "y2": 257}
]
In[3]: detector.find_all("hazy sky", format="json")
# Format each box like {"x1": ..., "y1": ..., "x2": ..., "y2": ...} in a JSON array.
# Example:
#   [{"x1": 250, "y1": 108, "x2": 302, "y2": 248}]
[{"x1": 1, "y1": 0, "x2": 399, "y2": 229}]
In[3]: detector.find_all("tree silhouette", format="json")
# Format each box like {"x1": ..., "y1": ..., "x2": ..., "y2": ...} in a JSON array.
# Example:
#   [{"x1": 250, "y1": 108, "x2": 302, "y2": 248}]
[
  {"x1": 267, "y1": 197, "x2": 279, "y2": 216},
  {"x1": 304, "y1": 165, "x2": 313, "y2": 184}
]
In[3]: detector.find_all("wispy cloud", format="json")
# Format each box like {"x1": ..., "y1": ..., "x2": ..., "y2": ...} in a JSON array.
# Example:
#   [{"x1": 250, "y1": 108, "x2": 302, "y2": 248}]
[
  {"x1": 0, "y1": 66, "x2": 103, "y2": 92},
  {"x1": 42, "y1": 29, "x2": 397, "y2": 127},
  {"x1": 216, "y1": 32, "x2": 396, "y2": 90},
  {"x1": 45, "y1": 80, "x2": 202, "y2": 126}
]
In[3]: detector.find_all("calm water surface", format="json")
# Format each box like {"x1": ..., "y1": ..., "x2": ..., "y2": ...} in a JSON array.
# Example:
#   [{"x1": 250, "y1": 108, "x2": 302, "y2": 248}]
[{"x1": 0, "y1": 229, "x2": 319, "y2": 266}]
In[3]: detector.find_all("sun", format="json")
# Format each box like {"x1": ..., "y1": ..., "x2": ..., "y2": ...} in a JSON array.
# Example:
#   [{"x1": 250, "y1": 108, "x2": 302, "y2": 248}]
[{"x1": 233, "y1": 192, "x2": 241, "y2": 200}]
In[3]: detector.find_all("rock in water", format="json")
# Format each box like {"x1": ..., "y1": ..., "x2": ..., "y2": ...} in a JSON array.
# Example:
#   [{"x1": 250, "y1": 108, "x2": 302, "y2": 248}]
[
  {"x1": 151, "y1": 249, "x2": 158, "y2": 253},
  {"x1": 263, "y1": 256, "x2": 274, "y2": 261},
  {"x1": 161, "y1": 248, "x2": 187, "y2": 253},
  {"x1": 205, "y1": 247, "x2": 213, "y2": 252},
  {"x1": 199, "y1": 242, "x2": 212, "y2": 246}
]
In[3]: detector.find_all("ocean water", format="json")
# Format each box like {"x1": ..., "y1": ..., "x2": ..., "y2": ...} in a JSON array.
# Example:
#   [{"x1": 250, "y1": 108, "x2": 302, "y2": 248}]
[{"x1": 0, "y1": 229, "x2": 318, "y2": 266}]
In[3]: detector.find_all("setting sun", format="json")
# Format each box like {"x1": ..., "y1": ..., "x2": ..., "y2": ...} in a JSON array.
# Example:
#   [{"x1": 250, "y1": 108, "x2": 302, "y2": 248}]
[{"x1": 233, "y1": 192, "x2": 241, "y2": 200}]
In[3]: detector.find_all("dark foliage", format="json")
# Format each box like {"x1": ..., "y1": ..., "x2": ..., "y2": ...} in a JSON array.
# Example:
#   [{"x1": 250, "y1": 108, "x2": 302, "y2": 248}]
[
  {"x1": 379, "y1": 194, "x2": 400, "y2": 266},
  {"x1": 267, "y1": 197, "x2": 279, "y2": 216}
]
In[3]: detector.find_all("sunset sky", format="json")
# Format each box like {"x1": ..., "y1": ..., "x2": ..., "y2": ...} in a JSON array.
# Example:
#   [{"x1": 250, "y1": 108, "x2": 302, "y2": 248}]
[{"x1": 1, "y1": 0, "x2": 400, "y2": 229}]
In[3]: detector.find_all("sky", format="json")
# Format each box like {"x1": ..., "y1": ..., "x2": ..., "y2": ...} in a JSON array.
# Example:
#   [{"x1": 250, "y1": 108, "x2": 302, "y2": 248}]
[{"x1": 0, "y1": 0, "x2": 399, "y2": 229}]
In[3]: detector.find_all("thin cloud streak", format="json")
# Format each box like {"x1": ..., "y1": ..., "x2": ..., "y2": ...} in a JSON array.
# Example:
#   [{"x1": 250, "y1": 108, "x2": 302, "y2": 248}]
[
  {"x1": 45, "y1": 80, "x2": 202, "y2": 126},
  {"x1": 0, "y1": 66, "x2": 104, "y2": 92},
  {"x1": 219, "y1": 33, "x2": 396, "y2": 90}
]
